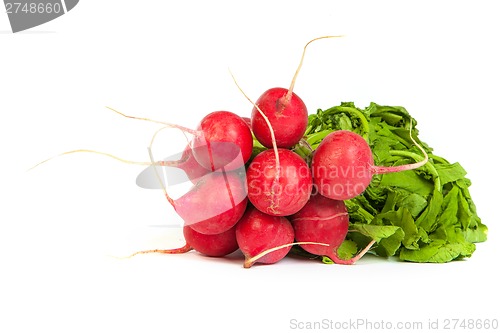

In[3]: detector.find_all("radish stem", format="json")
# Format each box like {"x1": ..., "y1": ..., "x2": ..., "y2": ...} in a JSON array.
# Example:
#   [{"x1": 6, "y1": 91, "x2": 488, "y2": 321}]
[
  {"x1": 371, "y1": 119, "x2": 429, "y2": 174},
  {"x1": 330, "y1": 239, "x2": 376, "y2": 265}
]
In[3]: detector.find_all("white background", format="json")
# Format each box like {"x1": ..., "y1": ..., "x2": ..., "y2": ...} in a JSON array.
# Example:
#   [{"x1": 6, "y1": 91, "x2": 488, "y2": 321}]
[{"x1": 1, "y1": 1, "x2": 499, "y2": 332}]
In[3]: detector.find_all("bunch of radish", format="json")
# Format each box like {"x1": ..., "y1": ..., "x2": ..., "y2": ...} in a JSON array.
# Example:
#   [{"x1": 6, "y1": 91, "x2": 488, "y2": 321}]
[{"x1": 126, "y1": 36, "x2": 428, "y2": 268}]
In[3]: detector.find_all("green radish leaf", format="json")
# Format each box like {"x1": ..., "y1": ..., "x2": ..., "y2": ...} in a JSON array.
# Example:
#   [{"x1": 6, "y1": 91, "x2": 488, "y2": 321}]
[
  {"x1": 307, "y1": 101, "x2": 486, "y2": 263},
  {"x1": 349, "y1": 224, "x2": 404, "y2": 256},
  {"x1": 350, "y1": 224, "x2": 401, "y2": 242},
  {"x1": 400, "y1": 240, "x2": 476, "y2": 263},
  {"x1": 336, "y1": 240, "x2": 358, "y2": 260}
]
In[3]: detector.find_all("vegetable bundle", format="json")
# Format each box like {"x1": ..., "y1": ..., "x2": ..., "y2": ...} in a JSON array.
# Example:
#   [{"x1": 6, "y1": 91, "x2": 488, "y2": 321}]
[
  {"x1": 129, "y1": 99, "x2": 486, "y2": 267},
  {"x1": 35, "y1": 37, "x2": 487, "y2": 267},
  {"x1": 122, "y1": 37, "x2": 486, "y2": 266}
]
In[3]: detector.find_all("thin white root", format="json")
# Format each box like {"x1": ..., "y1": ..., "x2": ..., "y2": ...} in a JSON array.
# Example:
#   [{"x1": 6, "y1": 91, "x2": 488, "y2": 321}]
[
  {"x1": 114, "y1": 243, "x2": 194, "y2": 259},
  {"x1": 291, "y1": 212, "x2": 349, "y2": 222},
  {"x1": 106, "y1": 106, "x2": 200, "y2": 136},
  {"x1": 28, "y1": 149, "x2": 152, "y2": 171},
  {"x1": 229, "y1": 70, "x2": 281, "y2": 189},
  {"x1": 243, "y1": 241, "x2": 330, "y2": 268},
  {"x1": 147, "y1": 128, "x2": 176, "y2": 207},
  {"x1": 285, "y1": 35, "x2": 344, "y2": 103},
  {"x1": 30, "y1": 107, "x2": 198, "y2": 172}
]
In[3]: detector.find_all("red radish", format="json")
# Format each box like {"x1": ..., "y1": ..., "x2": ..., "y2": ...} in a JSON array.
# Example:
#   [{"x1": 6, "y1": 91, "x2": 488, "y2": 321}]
[
  {"x1": 128, "y1": 224, "x2": 238, "y2": 258},
  {"x1": 291, "y1": 194, "x2": 349, "y2": 252},
  {"x1": 236, "y1": 206, "x2": 294, "y2": 268},
  {"x1": 251, "y1": 36, "x2": 342, "y2": 149},
  {"x1": 183, "y1": 225, "x2": 239, "y2": 257},
  {"x1": 192, "y1": 111, "x2": 253, "y2": 171},
  {"x1": 291, "y1": 194, "x2": 375, "y2": 264},
  {"x1": 311, "y1": 128, "x2": 428, "y2": 201},
  {"x1": 163, "y1": 170, "x2": 248, "y2": 235},
  {"x1": 251, "y1": 87, "x2": 308, "y2": 148},
  {"x1": 246, "y1": 148, "x2": 312, "y2": 216}
]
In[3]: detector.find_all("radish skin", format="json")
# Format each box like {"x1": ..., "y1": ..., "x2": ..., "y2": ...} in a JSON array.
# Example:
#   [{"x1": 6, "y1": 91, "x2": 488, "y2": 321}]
[
  {"x1": 192, "y1": 111, "x2": 253, "y2": 171},
  {"x1": 251, "y1": 88, "x2": 308, "y2": 148},
  {"x1": 312, "y1": 126, "x2": 428, "y2": 200},
  {"x1": 183, "y1": 225, "x2": 239, "y2": 257},
  {"x1": 246, "y1": 148, "x2": 312, "y2": 216},
  {"x1": 236, "y1": 206, "x2": 294, "y2": 267},
  {"x1": 174, "y1": 170, "x2": 248, "y2": 235},
  {"x1": 291, "y1": 195, "x2": 350, "y2": 253},
  {"x1": 291, "y1": 194, "x2": 375, "y2": 264}
]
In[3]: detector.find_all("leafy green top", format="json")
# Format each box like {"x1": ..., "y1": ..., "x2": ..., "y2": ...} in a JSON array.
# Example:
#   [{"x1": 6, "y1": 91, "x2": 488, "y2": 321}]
[{"x1": 303, "y1": 102, "x2": 487, "y2": 263}]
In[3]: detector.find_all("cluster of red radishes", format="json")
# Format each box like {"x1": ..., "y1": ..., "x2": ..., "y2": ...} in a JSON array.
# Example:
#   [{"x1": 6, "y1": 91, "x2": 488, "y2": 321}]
[{"x1": 135, "y1": 37, "x2": 427, "y2": 268}]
